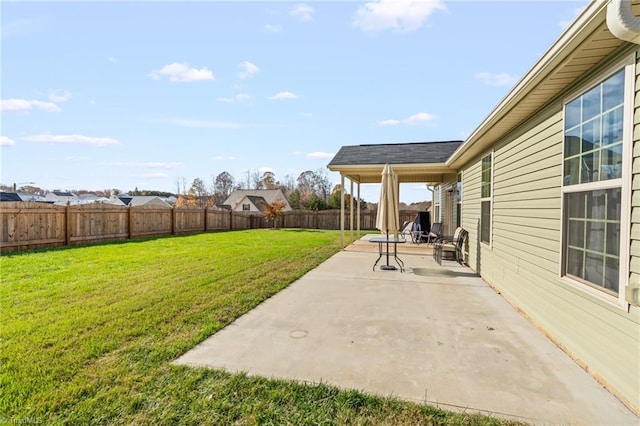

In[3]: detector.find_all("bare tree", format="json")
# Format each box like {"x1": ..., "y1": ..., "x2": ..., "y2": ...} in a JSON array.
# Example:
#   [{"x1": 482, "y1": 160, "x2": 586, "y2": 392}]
[
  {"x1": 189, "y1": 177, "x2": 210, "y2": 207},
  {"x1": 261, "y1": 171, "x2": 276, "y2": 189},
  {"x1": 251, "y1": 170, "x2": 263, "y2": 190},
  {"x1": 213, "y1": 171, "x2": 235, "y2": 202}
]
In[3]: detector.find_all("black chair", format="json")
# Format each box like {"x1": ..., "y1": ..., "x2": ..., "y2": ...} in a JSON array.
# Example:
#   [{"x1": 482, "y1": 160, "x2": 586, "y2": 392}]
[
  {"x1": 434, "y1": 227, "x2": 468, "y2": 265},
  {"x1": 426, "y1": 222, "x2": 442, "y2": 245}
]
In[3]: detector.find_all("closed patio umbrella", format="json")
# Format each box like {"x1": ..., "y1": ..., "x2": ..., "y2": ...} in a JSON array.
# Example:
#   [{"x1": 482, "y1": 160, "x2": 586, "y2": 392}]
[{"x1": 376, "y1": 164, "x2": 400, "y2": 270}]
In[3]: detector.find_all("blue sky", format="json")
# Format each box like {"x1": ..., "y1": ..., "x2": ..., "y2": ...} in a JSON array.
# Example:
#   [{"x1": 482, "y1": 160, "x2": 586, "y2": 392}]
[{"x1": 1, "y1": 0, "x2": 588, "y2": 203}]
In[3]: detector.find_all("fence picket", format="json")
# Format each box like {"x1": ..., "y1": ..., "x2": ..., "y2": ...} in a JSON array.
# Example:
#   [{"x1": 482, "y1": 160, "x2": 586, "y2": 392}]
[{"x1": 0, "y1": 202, "x2": 419, "y2": 253}]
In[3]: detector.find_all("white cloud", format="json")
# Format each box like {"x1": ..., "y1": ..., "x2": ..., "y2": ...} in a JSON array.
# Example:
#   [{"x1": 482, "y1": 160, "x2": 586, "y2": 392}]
[
  {"x1": 212, "y1": 155, "x2": 236, "y2": 160},
  {"x1": 299, "y1": 112, "x2": 313, "y2": 118},
  {"x1": 150, "y1": 62, "x2": 214, "y2": 82},
  {"x1": 65, "y1": 155, "x2": 90, "y2": 161},
  {"x1": 48, "y1": 90, "x2": 72, "y2": 103},
  {"x1": 264, "y1": 24, "x2": 282, "y2": 33},
  {"x1": 474, "y1": 71, "x2": 519, "y2": 87},
  {"x1": 378, "y1": 119, "x2": 401, "y2": 126},
  {"x1": 22, "y1": 134, "x2": 120, "y2": 146},
  {"x1": 108, "y1": 56, "x2": 117, "y2": 63},
  {"x1": 217, "y1": 93, "x2": 253, "y2": 103},
  {"x1": 107, "y1": 162, "x2": 184, "y2": 169},
  {"x1": 131, "y1": 173, "x2": 168, "y2": 178},
  {"x1": 0, "y1": 136, "x2": 16, "y2": 146},
  {"x1": 306, "y1": 152, "x2": 334, "y2": 159},
  {"x1": 238, "y1": 61, "x2": 260, "y2": 79},
  {"x1": 269, "y1": 91, "x2": 299, "y2": 100},
  {"x1": 405, "y1": 112, "x2": 435, "y2": 124},
  {"x1": 353, "y1": 0, "x2": 446, "y2": 33},
  {"x1": 1, "y1": 18, "x2": 41, "y2": 39},
  {"x1": 165, "y1": 118, "x2": 241, "y2": 129},
  {"x1": 378, "y1": 112, "x2": 435, "y2": 126},
  {"x1": 290, "y1": 3, "x2": 315, "y2": 22},
  {"x1": 1, "y1": 98, "x2": 61, "y2": 113},
  {"x1": 258, "y1": 167, "x2": 273, "y2": 174},
  {"x1": 89, "y1": 100, "x2": 96, "y2": 105}
]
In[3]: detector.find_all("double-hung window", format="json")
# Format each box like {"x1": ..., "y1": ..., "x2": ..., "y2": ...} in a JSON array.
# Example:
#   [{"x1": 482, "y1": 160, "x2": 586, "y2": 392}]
[
  {"x1": 562, "y1": 59, "x2": 632, "y2": 304},
  {"x1": 480, "y1": 153, "x2": 492, "y2": 245},
  {"x1": 433, "y1": 186, "x2": 441, "y2": 223}
]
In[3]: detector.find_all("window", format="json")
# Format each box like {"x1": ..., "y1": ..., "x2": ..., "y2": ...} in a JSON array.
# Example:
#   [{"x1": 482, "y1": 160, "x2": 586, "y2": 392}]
[
  {"x1": 562, "y1": 64, "x2": 630, "y2": 300},
  {"x1": 242, "y1": 203, "x2": 250, "y2": 211},
  {"x1": 456, "y1": 172, "x2": 462, "y2": 228},
  {"x1": 480, "y1": 154, "x2": 492, "y2": 244},
  {"x1": 433, "y1": 186, "x2": 440, "y2": 222}
]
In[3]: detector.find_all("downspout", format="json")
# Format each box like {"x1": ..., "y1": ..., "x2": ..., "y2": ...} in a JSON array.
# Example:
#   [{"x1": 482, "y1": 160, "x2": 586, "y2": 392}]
[{"x1": 607, "y1": 0, "x2": 640, "y2": 44}]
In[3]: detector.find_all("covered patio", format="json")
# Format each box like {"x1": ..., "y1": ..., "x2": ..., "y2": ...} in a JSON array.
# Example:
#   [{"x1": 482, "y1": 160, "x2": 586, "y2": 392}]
[{"x1": 326, "y1": 141, "x2": 462, "y2": 247}]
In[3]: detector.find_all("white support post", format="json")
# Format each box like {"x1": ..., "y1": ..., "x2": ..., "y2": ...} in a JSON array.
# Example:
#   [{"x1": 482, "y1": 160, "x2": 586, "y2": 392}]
[
  {"x1": 349, "y1": 179, "x2": 354, "y2": 244},
  {"x1": 340, "y1": 174, "x2": 345, "y2": 248},
  {"x1": 357, "y1": 182, "x2": 361, "y2": 235}
]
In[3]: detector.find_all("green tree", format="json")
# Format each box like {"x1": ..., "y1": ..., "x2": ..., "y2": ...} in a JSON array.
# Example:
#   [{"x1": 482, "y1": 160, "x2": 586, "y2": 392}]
[{"x1": 289, "y1": 189, "x2": 301, "y2": 209}]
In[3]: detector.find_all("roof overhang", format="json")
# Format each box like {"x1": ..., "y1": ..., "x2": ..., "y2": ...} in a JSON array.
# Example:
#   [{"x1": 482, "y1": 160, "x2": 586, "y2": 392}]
[
  {"x1": 328, "y1": 162, "x2": 453, "y2": 184},
  {"x1": 447, "y1": 0, "x2": 632, "y2": 169}
]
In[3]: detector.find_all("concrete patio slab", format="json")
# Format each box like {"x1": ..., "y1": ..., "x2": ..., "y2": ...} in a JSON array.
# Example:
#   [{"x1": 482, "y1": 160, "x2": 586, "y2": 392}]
[{"x1": 174, "y1": 237, "x2": 638, "y2": 425}]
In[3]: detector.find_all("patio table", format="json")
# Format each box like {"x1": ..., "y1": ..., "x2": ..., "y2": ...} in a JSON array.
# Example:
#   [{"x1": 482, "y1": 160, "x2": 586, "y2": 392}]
[{"x1": 369, "y1": 236, "x2": 405, "y2": 272}]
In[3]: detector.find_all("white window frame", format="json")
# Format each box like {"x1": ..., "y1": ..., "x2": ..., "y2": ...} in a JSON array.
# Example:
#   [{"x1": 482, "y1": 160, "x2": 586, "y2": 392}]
[
  {"x1": 456, "y1": 171, "x2": 463, "y2": 228},
  {"x1": 559, "y1": 55, "x2": 633, "y2": 308},
  {"x1": 480, "y1": 152, "x2": 493, "y2": 247},
  {"x1": 433, "y1": 186, "x2": 441, "y2": 223}
]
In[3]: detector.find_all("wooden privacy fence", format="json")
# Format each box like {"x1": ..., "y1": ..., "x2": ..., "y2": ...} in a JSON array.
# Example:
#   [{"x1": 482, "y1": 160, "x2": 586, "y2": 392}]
[{"x1": 0, "y1": 202, "x2": 419, "y2": 252}]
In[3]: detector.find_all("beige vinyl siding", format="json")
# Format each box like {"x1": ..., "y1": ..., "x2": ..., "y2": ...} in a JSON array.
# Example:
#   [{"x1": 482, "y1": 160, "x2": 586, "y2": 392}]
[
  {"x1": 440, "y1": 173, "x2": 457, "y2": 236},
  {"x1": 461, "y1": 161, "x2": 481, "y2": 270},
  {"x1": 460, "y1": 57, "x2": 640, "y2": 409}
]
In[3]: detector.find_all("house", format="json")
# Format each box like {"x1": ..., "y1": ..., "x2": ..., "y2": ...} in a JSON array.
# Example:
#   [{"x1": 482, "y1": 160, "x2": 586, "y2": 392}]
[
  {"x1": 328, "y1": 0, "x2": 640, "y2": 414},
  {"x1": 43, "y1": 191, "x2": 79, "y2": 205},
  {"x1": 222, "y1": 189, "x2": 292, "y2": 213},
  {"x1": 118, "y1": 195, "x2": 171, "y2": 208},
  {"x1": 0, "y1": 192, "x2": 23, "y2": 202}
]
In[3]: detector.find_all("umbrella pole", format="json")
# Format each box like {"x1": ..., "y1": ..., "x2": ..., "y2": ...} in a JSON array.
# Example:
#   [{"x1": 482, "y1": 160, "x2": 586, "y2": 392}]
[
  {"x1": 386, "y1": 229, "x2": 390, "y2": 266},
  {"x1": 380, "y1": 229, "x2": 396, "y2": 270}
]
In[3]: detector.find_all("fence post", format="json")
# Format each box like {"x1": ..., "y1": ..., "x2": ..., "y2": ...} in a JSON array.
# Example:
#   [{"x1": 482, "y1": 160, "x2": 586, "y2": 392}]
[
  {"x1": 171, "y1": 207, "x2": 176, "y2": 235},
  {"x1": 65, "y1": 202, "x2": 71, "y2": 246},
  {"x1": 229, "y1": 210, "x2": 233, "y2": 230},
  {"x1": 204, "y1": 207, "x2": 208, "y2": 232},
  {"x1": 128, "y1": 205, "x2": 133, "y2": 239}
]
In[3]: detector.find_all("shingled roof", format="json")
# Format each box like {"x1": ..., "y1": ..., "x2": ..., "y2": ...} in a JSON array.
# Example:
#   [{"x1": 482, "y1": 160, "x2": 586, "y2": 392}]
[
  {"x1": 327, "y1": 140, "x2": 463, "y2": 184},
  {"x1": 328, "y1": 141, "x2": 463, "y2": 167}
]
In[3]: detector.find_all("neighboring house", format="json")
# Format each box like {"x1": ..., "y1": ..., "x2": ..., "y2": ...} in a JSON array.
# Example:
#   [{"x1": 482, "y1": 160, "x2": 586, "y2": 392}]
[
  {"x1": 17, "y1": 192, "x2": 47, "y2": 202},
  {"x1": 223, "y1": 190, "x2": 292, "y2": 213},
  {"x1": 118, "y1": 196, "x2": 171, "y2": 208},
  {"x1": 328, "y1": 0, "x2": 640, "y2": 414},
  {"x1": 43, "y1": 191, "x2": 79, "y2": 206},
  {"x1": 77, "y1": 193, "x2": 112, "y2": 204},
  {"x1": 0, "y1": 192, "x2": 23, "y2": 202}
]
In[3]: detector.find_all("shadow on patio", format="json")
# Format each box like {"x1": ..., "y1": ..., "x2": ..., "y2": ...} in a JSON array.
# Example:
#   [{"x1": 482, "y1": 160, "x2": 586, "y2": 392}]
[{"x1": 174, "y1": 235, "x2": 638, "y2": 425}]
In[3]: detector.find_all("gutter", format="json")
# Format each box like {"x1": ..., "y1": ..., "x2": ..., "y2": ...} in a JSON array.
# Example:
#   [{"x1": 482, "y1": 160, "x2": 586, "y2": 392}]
[{"x1": 607, "y1": 0, "x2": 640, "y2": 45}]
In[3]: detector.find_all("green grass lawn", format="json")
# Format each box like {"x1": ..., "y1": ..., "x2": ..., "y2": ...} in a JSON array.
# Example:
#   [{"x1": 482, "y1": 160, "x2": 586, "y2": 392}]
[{"x1": 1, "y1": 229, "x2": 524, "y2": 425}]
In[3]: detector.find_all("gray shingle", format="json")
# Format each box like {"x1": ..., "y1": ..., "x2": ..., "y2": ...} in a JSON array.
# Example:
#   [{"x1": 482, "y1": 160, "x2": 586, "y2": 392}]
[{"x1": 328, "y1": 141, "x2": 463, "y2": 166}]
